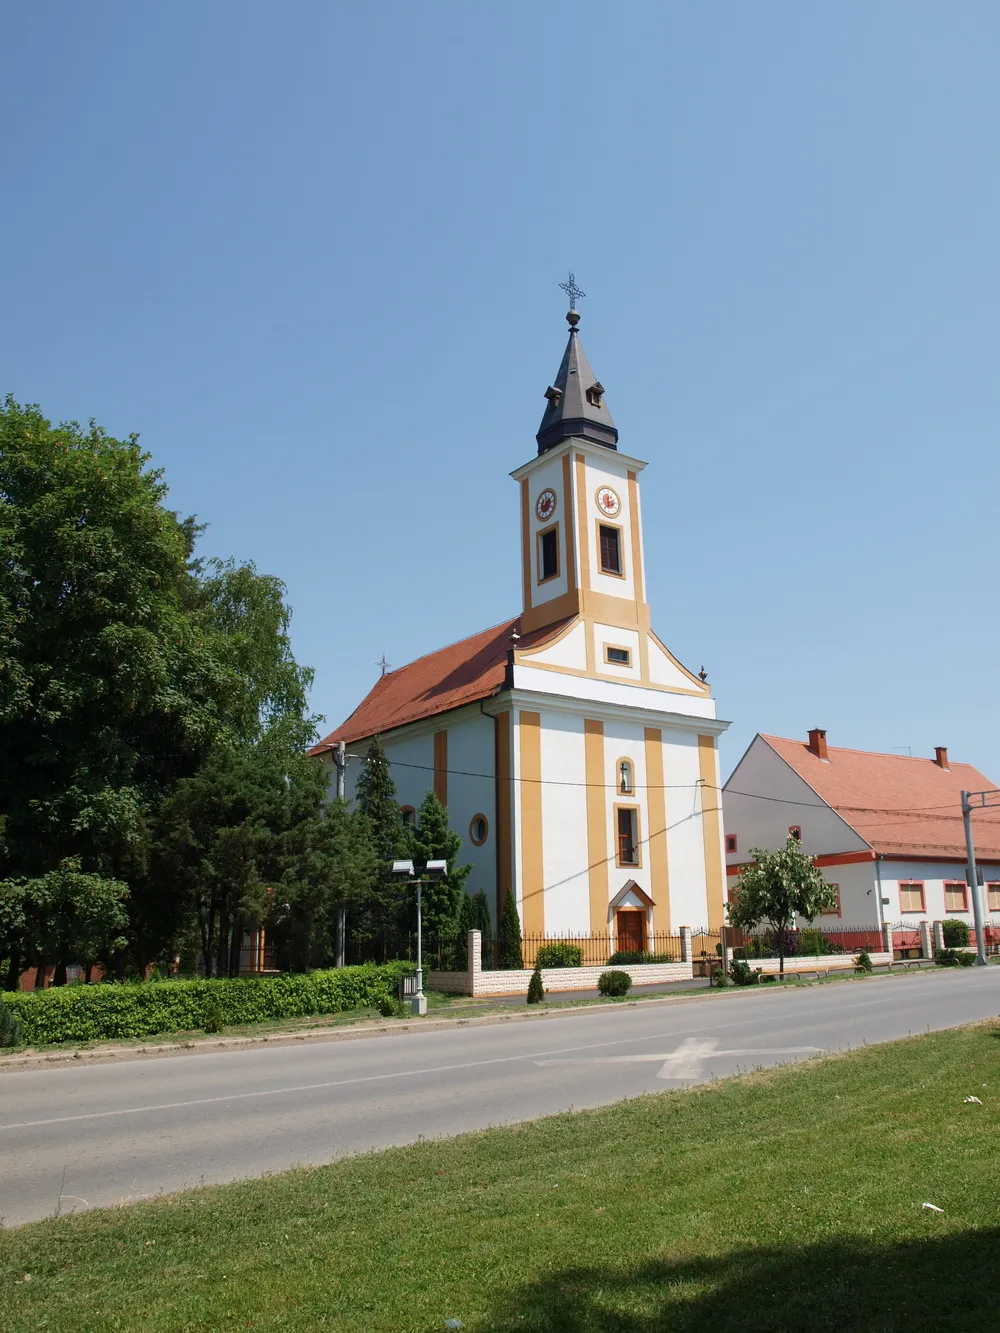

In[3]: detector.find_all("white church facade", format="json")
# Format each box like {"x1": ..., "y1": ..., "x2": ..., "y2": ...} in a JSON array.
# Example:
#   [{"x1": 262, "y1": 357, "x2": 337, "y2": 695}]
[{"x1": 311, "y1": 301, "x2": 729, "y2": 947}]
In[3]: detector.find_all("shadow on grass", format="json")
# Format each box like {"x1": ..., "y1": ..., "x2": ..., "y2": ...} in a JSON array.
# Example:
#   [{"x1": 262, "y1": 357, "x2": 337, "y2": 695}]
[{"x1": 479, "y1": 1229, "x2": 1000, "y2": 1332}]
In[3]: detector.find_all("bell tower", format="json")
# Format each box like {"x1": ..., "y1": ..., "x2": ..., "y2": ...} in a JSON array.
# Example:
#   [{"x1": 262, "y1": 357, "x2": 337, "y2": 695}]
[{"x1": 511, "y1": 285, "x2": 659, "y2": 685}]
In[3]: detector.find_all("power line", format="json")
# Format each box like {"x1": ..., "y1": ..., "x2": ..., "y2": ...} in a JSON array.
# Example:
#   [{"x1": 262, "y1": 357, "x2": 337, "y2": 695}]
[{"x1": 357, "y1": 754, "x2": 977, "y2": 818}]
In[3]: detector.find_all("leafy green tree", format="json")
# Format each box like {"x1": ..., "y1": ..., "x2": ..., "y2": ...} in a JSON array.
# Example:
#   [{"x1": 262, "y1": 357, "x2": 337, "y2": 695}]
[
  {"x1": 0, "y1": 396, "x2": 316, "y2": 966},
  {"x1": 409, "y1": 792, "x2": 472, "y2": 942},
  {"x1": 14, "y1": 861, "x2": 129, "y2": 988},
  {"x1": 0, "y1": 878, "x2": 28, "y2": 991},
  {"x1": 727, "y1": 835, "x2": 837, "y2": 974},
  {"x1": 499, "y1": 890, "x2": 523, "y2": 969},
  {"x1": 148, "y1": 741, "x2": 323, "y2": 976}
]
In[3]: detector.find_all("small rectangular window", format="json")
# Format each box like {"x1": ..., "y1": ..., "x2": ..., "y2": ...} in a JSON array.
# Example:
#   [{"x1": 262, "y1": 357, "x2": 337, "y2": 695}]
[
  {"x1": 821, "y1": 884, "x2": 841, "y2": 917},
  {"x1": 899, "y1": 882, "x2": 925, "y2": 913},
  {"x1": 616, "y1": 806, "x2": 640, "y2": 866},
  {"x1": 788, "y1": 825, "x2": 801, "y2": 842},
  {"x1": 725, "y1": 834, "x2": 738, "y2": 854},
  {"x1": 605, "y1": 645, "x2": 631, "y2": 666},
  {"x1": 988, "y1": 883, "x2": 1000, "y2": 914},
  {"x1": 599, "y1": 524, "x2": 622, "y2": 575},
  {"x1": 944, "y1": 881, "x2": 968, "y2": 913},
  {"x1": 537, "y1": 526, "x2": 558, "y2": 582}
]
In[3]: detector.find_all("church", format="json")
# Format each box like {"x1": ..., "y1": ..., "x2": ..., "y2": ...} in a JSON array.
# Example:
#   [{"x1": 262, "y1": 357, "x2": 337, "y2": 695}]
[{"x1": 311, "y1": 293, "x2": 729, "y2": 947}]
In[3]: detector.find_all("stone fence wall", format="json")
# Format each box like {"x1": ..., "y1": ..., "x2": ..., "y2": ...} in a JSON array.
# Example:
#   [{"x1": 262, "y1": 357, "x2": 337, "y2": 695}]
[{"x1": 427, "y1": 930, "x2": 694, "y2": 997}]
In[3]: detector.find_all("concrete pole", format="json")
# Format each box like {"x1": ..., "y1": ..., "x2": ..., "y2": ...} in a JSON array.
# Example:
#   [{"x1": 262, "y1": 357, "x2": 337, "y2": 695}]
[
  {"x1": 962, "y1": 791, "x2": 989, "y2": 967},
  {"x1": 335, "y1": 741, "x2": 347, "y2": 968}
]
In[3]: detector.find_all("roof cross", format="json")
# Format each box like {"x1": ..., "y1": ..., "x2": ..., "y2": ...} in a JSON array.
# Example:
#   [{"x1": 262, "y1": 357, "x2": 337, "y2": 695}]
[{"x1": 559, "y1": 272, "x2": 586, "y2": 311}]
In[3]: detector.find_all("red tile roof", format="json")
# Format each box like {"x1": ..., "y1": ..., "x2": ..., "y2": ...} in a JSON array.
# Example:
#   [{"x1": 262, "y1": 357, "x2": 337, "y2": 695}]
[
  {"x1": 310, "y1": 616, "x2": 571, "y2": 751},
  {"x1": 761, "y1": 735, "x2": 1000, "y2": 861}
]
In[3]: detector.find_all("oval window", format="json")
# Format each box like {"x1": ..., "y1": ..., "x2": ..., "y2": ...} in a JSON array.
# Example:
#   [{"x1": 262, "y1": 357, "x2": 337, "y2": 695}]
[{"x1": 470, "y1": 814, "x2": 489, "y2": 845}]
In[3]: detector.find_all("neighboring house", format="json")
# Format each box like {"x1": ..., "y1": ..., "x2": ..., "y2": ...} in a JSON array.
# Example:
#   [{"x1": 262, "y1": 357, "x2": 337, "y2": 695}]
[
  {"x1": 309, "y1": 303, "x2": 730, "y2": 946},
  {"x1": 722, "y1": 729, "x2": 1000, "y2": 929}
]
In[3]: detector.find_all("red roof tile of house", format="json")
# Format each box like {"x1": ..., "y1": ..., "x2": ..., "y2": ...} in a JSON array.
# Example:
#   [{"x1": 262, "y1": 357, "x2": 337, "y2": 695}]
[
  {"x1": 761, "y1": 735, "x2": 1000, "y2": 860},
  {"x1": 310, "y1": 616, "x2": 571, "y2": 751}
]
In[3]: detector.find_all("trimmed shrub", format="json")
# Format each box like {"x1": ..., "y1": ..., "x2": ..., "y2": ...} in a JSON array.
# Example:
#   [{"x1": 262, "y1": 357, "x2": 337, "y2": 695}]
[
  {"x1": 0, "y1": 997, "x2": 24, "y2": 1047},
  {"x1": 855, "y1": 950, "x2": 873, "y2": 974},
  {"x1": 798, "y1": 929, "x2": 845, "y2": 957},
  {"x1": 499, "y1": 890, "x2": 524, "y2": 969},
  {"x1": 607, "y1": 950, "x2": 676, "y2": 965},
  {"x1": 534, "y1": 943, "x2": 583, "y2": 969},
  {"x1": 527, "y1": 966, "x2": 544, "y2": 1004},
  {"x1": 598, "y1": 970, "x2": 632, "y2": 998},
  {"x1": 942, "y1": 919, "x2": 971, "y2": 948},
  {"x1": 2, "y1": 962, "x2": 413, "y2": 1047},
  {"x1": 957, "y1": 950, "x2": 976, "y2": 967},
  {"x1": 934, "y1": 948, "x2": 961, "y2": 968},
  {"x1": 202, "y1": 995, "x2": 225, "y2": 1034},
  {"x1": 730, "y1": 959, "x2": 760, "y2": 986},
  {"x1": 711, "y1": 967, "x2": 730, "y2": 988}
]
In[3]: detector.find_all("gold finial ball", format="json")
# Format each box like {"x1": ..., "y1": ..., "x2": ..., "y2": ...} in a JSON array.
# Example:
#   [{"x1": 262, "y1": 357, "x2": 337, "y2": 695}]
[{"x1": 566, "y1": 309, "x2": 580, "y2": 327}]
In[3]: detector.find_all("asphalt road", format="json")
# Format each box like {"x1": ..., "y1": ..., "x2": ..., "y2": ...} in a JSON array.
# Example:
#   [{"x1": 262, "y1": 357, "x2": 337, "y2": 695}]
[{"x1": 2, "y1": 967, "x2": 999, "y2": 1228}]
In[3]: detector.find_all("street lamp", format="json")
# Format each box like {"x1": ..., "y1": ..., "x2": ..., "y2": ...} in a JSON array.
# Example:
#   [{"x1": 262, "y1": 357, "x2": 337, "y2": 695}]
[{"x1": 391, "y1": 857, "x2": 448, "y2": 1015}]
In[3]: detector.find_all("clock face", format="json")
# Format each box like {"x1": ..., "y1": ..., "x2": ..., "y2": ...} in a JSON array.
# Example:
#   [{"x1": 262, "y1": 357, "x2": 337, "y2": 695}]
[
  {"x1": 535, "y1": 489, "x2": 557, "y2": 522},
  {"x1": 596, "y1": 485, "x2": 621, "y2": 518}
]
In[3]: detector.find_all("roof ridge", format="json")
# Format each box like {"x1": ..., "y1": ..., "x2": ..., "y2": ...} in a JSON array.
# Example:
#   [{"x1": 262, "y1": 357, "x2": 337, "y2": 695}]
[
  {"x1": 760, "y1": 734, "x2": 978, "y2": 767},
  {"x1": 379, "y1": 616, "x2": 517, "y2": 677}
]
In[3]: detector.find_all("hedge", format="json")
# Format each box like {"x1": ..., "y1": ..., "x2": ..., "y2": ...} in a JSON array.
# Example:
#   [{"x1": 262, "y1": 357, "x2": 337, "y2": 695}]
[{"x1": 2, "y1": 963, "x2": 413, "y2": 1047}]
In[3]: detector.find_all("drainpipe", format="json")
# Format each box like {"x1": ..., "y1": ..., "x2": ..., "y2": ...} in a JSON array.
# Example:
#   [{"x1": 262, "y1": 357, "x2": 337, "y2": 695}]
[{"x1": 873, "y1": 853, "x2": 885, "y2": 931}]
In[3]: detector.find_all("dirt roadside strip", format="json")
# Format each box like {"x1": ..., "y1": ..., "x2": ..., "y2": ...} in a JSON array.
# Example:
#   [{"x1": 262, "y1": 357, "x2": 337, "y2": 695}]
[{"x1": 0, "y1": 966, "x2": 936, "y2": 1075}]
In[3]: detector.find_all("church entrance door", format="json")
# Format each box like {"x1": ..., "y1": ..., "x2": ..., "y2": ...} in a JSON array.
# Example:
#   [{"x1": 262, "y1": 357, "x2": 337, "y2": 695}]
[{"x1": 615, "y1": 909, "x2": 646, "y2": 954}]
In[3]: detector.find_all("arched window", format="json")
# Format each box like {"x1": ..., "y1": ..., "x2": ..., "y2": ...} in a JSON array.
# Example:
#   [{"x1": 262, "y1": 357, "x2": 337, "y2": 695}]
[{"x1": 617, "y1": 758, "x2": 634, "y2": 796}]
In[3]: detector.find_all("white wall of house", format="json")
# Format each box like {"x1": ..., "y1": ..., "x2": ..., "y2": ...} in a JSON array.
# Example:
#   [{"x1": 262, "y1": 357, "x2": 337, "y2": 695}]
[
  {"x1": 875, "y1": 859, "x2": 1000, "y2": 925},
  {"x1": 538, "y1": 711, "x2": 590, "y2": 935},
  {"x1": 723, "y1": 737, "x2": 869, "y2": 864}
]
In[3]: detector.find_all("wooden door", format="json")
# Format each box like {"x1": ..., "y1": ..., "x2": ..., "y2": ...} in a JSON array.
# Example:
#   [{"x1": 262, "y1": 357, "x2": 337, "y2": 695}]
[{"x1": 616, "y1": 910, "x2": 646, "y2": 953}]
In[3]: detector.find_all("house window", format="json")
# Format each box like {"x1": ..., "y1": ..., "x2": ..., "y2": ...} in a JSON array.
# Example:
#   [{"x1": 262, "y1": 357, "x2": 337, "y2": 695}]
[
  {"x1": 400, "y1": 806, "x2": 416, "y2": 827},
  {"x1": 788, "y1": 825, "x2": 801, "y2": 843},
  {"x1": 944, "y1": 881, "x2": 968, "y2": 913},
  {"x1": 617, "y1": 759, "x2": 634, "y2": 795},
  {"x1": 726, "y1": 834, "x2": 738, "y2": 854},
  {"x1": 598, "y1": 524, "x2": 622, "y2": 575},
  {"x1": 821, "y1": 883, "x2": 842, "y2": 917},
  {"x1": 537, "y1": 525, "x2": 559, "y2": 582},
  {"x1": 616, "y1": 806, "x2": 641, "y2": 867},
  {"x1": 469, "y1": 814, "x2": 489, "y2": 846},
  {"x1": 605, "y1": 645, "x2": 631, "y2": 667},
  {"x1": 988, "y1": 883, "x2": 1000, "y2": 914},
  {"x1": 585, "y1": 381, "x2": 605, "y2": 408},
  {"x1": 899, "y1": 881, "x2": 925, "y2": 913}
]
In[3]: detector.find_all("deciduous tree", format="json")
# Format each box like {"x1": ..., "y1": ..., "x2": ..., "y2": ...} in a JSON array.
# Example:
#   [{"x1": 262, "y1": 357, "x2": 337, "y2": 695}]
[{"x1": 727, "y1": 836, "x2": 837, "y2": 974}]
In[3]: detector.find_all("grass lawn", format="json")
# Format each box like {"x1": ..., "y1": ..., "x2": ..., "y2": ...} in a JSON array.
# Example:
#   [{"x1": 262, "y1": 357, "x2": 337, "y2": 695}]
[{"x1": 3, "y1": 1022, "x2": 999, "y2": 1331}]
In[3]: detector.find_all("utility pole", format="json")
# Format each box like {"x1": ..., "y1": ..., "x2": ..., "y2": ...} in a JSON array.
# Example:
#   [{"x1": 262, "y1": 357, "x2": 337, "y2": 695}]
[
  {"x1": 961, "y1": 788, "x2": 1000, "y2": 967},
  {"x1": 333, "y1": 740, "x2": 347, "y2": 968}
]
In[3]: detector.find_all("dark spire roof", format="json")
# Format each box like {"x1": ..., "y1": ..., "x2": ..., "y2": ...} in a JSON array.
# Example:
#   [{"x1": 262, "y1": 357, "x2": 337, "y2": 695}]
[{"x1": 535, "y1": 310, "x2": 618, "y2": 455}]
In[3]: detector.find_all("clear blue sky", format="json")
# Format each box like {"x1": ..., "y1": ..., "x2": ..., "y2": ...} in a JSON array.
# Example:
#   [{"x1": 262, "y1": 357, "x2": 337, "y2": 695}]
[{"x1": 3, "y1": 1, "x2": 999, "y2": 782}]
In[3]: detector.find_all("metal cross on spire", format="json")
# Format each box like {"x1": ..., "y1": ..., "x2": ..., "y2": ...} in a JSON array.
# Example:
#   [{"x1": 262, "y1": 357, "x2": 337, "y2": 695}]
[{"x1": 559, "y1": 272, "x2": 586, "y2": 310}]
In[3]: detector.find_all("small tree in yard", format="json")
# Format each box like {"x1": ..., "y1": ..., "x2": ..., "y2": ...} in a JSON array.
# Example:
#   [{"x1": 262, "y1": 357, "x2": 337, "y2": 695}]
[
  {"x1": 728, "y1": 836, "x2": 838, "y2": 975},
  {"x1": 498, "y1": 890, "x2": 523, "y2": 969},
  {"x1": 527, "y1": 964, "x2": 544, "y2": 1004}
]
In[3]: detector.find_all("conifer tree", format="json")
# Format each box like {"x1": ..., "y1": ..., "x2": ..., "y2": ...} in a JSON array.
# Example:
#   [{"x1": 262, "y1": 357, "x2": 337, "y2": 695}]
[
  {"x1": 409, "y1": 792, "x2": 471, "y2": 942},
  {"x1": 471, "y1": 890, "x2": 493, "y2": 969},
  {"x1": 453, "y1": 891, "x2": 476, "y2": 969},
  {"x1": 354, "y1": 736, "x2": 409, "y2": 945},
  {"x1": 499, "y1": 889, "x2": 523, "y2": 968}
]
